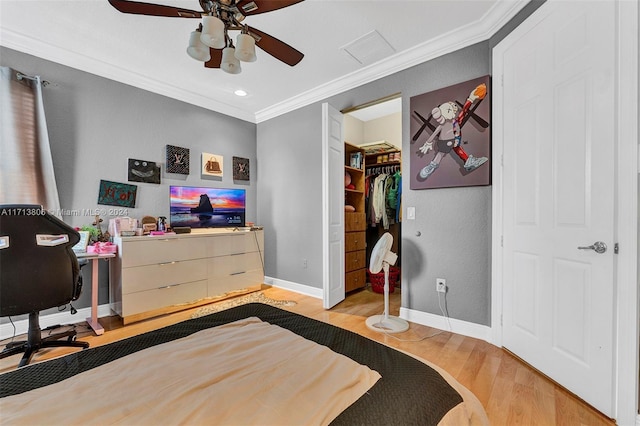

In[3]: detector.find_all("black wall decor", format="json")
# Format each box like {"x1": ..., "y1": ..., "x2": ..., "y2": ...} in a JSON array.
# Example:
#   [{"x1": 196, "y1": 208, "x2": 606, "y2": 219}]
[
  {"x1": 128, "y1": 158, "x2": 161, "y2": 184},
  {"x1": 166, "y1": 145, "x2": 190, "y2": 175},
  {"x1": 233, "y1": 156, "x2": 250, "y2": 181}
]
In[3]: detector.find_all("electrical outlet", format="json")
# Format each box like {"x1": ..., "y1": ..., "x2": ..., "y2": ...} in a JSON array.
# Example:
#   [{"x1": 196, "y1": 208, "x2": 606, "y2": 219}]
[
  {"x1": 302, "y1": 258, "x2": 308, "y2": 269},
  {"x1": 436, "y1": 278, "x2": 447, "y2": 293}
]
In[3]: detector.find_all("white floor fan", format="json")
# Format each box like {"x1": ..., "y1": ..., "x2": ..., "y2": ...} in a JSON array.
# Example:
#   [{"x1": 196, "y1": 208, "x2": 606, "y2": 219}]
[{"x1": 365, "y1": 233, "x2": 409, "y2": 333}]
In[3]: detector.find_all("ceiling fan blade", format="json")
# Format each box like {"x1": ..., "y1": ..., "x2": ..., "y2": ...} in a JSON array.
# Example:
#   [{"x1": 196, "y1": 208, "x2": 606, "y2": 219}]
[
  {"x1": 108, "y1": 0, "x2": 202, "y2": 18},
  {"x1": 204, "y1": 48, "x2": 223, "y2": 68},
  {"x1": 247, "y1": 26, "x2": 303, "y2": 66},
  {"x1": 236, "y1": 0, "x2": 304, "y2": 16}
]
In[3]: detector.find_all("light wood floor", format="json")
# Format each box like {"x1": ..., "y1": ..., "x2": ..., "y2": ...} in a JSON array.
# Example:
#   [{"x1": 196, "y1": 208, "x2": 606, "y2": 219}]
[{"x1": 0, "y1": 286, "x2": 615, "y2": 426}]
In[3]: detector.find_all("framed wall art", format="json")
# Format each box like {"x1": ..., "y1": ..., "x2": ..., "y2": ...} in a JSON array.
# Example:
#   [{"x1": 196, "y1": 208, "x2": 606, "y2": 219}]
[
  {"x1": 128, "y1": 158, "x2": 161, "y2": 184},
  {"x1": 233, "y1": 156, "x2": 250, "y2": 181},
  {"x1": 166, "y1": 145, "x2": 190, "y2": 175},
  {"x1": 409, "y1": 75, "x2": 491, "y2": 190},
  {"x1": 202, "y1": 153, "x2": 223, "y2": 177},
  {"x1": 97, "y1": 180, "x2": 137, "y2": 208}
]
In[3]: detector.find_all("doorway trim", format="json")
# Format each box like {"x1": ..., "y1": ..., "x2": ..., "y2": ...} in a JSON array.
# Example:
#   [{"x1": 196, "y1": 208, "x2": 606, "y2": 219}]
[{"x1": 490, "y1": 0, "x2": 638, "y2": 423}]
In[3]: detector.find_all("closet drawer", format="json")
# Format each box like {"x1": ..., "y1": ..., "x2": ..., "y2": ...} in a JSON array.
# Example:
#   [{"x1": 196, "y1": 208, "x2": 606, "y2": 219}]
[
  {"x1": 345, "y1": 231, "x2": 366, "y2": 252},
  {"x1": 345, "y1": 249, "x2": 366, "y2": 272},
  {"x1": 345, "y1": 268, "x2": 366, "y2": 292},
  {"x1": 345, "y1": 213, "x2": 366, "y2": 232}
]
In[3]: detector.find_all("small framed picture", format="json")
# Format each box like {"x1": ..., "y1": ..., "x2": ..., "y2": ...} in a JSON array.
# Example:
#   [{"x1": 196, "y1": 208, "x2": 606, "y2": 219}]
[
  {"x1": 166, "y1": 145, "x2": 190, "y2": 175},
  {"x1": 97, "y1": 180, "x2": 137, "y2": 208},
  {"x1": 202, "y1": 153, "x2": 223, "y2": 177},
  {"x1": 233, "y1": 157, "x2": 250, "y2": 181},
  {"x1": 128, "y1": 158, "x2": 161, "y2": 184}
]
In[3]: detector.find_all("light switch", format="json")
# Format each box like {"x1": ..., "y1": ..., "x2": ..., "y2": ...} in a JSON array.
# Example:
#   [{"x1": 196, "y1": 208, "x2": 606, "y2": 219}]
[{"x1": 407, "y1": 206, "x2": 415, "y2": 220}]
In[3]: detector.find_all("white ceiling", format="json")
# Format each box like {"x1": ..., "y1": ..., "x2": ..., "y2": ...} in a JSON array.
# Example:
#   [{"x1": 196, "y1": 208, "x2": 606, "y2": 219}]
[{"x1": 0, "y1": 0, "x2": 528, "y2": 123}]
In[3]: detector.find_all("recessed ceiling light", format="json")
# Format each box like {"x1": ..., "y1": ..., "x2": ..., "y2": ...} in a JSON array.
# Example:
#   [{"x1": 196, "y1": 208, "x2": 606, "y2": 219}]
[{"x1": 234, "y1": 89, "x2": 248, "y2": 97}]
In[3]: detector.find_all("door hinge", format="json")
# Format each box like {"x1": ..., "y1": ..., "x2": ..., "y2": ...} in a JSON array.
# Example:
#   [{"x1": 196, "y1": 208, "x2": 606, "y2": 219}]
[
  {"x1": 501, "y1": 235, "x2": 504, "y2": 247},
  {"x1": 614, "y1": 243, "x2": 619, "y2": 254}
]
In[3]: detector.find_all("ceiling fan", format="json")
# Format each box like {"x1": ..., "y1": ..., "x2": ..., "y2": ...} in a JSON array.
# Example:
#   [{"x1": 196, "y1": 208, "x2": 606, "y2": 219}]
[{"x1": 107, "y1": 0, "x2": 305, "y2": 74}]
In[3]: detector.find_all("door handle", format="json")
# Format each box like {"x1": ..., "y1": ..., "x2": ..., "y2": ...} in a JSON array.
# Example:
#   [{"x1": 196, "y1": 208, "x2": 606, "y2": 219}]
[{"x1": 577, "y1": 241, "x2": 607, "y2": 254}]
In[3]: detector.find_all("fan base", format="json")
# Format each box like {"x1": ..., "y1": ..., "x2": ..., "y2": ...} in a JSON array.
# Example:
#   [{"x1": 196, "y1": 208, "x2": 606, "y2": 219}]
[{"x1": 365, "y1": 315, "x2": 409, "y2": 334}]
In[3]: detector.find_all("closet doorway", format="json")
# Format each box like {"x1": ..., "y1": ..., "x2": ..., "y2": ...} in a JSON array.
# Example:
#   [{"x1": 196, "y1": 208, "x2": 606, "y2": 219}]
[{"x1": 342, "y1": 95, "x2": 402, "y2": 305}]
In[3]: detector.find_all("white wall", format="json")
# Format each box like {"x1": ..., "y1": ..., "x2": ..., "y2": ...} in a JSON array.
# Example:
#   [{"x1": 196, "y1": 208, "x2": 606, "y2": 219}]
[{"x1": 363, "y1": 112, "x2": 402, "y2": 149}]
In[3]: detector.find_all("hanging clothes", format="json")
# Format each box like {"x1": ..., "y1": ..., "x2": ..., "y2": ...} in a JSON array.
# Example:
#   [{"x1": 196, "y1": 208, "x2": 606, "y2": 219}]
[
  {"x1": 394, "y1": 171, "x2": 402, "y2": 222},
  {"x1": 364, "y1": 164, "x2": 402, "y2": 229},
  {"x1": 372, "y1": 173, "x2": 388, "y2": 229}
]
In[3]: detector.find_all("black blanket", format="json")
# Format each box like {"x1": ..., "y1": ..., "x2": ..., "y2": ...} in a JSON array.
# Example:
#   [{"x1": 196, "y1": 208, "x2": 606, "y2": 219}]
[{"x1": 0, "y1": 303, "x2": 463, "y2": 425}]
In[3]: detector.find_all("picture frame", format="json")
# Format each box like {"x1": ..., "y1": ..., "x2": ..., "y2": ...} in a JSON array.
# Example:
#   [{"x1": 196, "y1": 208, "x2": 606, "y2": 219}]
[
  {"x1": 409, "y1": 75, "x2": 491, "y2": 190},
  {"x1": 233, "y1": 156, "x2": 250, "y2": 181},
  {"x1": 166, "y1": 145, "x2": 190, "y2": 175},
  {"x1": 97, "y1": 180, "x2": 137, "y2": 208},
  {"x1": 128, "y1": 158, "x2": 161, "y2": 184},
  {"x1": 202, "y1": 152, "x2": 224, "y2": 177}
]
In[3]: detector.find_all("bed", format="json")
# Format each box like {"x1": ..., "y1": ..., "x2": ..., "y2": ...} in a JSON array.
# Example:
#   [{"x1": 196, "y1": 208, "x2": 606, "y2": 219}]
[{"x1": 0, "y1": 303, "x2": 488, "y2": 425}]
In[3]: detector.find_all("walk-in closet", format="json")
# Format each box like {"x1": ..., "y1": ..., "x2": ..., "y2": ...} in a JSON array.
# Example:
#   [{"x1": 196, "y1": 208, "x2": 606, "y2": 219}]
[{"x1": 343, "y1": 96, "x2": 402, "y2": 300}]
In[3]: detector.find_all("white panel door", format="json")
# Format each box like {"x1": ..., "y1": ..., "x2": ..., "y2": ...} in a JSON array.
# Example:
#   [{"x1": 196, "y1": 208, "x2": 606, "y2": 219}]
[
  {"x1": 495, "y1": 0, "x2": 615, "y2": 416},
  {"x1": 322, "y1": 103, "x2": 345, "y2": 308}
]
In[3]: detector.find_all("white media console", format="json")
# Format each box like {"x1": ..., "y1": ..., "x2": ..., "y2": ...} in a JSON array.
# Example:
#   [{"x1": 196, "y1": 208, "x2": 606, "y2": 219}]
[{"x1": 110, "y1": 228, "x2": 264, "y2": 324}]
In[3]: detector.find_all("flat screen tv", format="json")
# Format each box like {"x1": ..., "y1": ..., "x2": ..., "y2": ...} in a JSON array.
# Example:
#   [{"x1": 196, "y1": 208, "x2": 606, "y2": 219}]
[{"x1": 169, "y1": 185, "x2": 246, "y2": 228}]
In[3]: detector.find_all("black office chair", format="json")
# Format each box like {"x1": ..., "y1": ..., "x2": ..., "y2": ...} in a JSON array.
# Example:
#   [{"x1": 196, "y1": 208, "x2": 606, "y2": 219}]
[{"x1": 0, "y1": 204, "x2": 89, "y2": 367}]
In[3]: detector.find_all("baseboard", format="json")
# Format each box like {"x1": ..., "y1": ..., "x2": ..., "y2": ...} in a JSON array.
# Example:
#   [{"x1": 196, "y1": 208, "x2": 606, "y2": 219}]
[
  {"x1": 399, "y1": 307, "x2": 493, "y2": 343},
  {"x1": 0, "y1": 304, "x2": 112, "y2": 341},
  {"x1": 264, "y1": 276, "x2": 323, "y2": 299}
]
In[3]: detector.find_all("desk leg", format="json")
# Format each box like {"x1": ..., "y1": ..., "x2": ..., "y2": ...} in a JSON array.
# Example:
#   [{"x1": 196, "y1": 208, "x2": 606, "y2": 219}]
[{"x1": 86, "y1": 258, "x2": 105, "y2": 335}]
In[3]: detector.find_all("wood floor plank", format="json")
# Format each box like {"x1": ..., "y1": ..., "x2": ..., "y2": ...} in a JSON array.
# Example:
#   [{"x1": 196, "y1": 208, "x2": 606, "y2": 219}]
[{"x1": 0, "y1": 285, "x2": 615, "y2": 426}]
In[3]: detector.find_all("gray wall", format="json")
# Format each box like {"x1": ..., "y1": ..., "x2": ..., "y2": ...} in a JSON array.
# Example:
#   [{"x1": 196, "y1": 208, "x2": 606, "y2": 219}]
[
  {"x1": 1, "y1": 0, "x2": 542, "y2": 326},
  {"x1": 257, "y1": 105, "x2": 324, "y2": 287},
  {"x1": 257, "y1": 42, "x2": 493, "y2": 325},
  {"x1": 255, "y1": 2, "x2": 545, "y2": 326},
  {"x1": 1, "y1": 47, "x2": 257, "y2": 315}
]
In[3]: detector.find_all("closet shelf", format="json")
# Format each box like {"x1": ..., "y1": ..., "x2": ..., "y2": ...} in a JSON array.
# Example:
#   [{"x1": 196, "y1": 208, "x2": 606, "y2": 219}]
[
  {"x1": 345, "y1": 165, "x2": 364, "y2": 173},
  {"x1": 366, "y1": 161, "x2": 400, "y2": 168},
  {"x1": 345, "y1": 188, "x2": 364, "y2": 194}
]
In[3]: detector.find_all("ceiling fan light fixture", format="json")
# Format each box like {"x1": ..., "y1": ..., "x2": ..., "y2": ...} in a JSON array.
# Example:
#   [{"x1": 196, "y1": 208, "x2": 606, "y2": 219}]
[
  {"x1": 235, "y1": 33, "x2": 256, "y2": 62},
  {"x1": 221, "y1": 46, "x2": 242, "y2": 74},
  {"x1": 200, "y1": 15, "x2": 225, "y2": 48},
  {"x1": 186, "y1": 29, "x2": 211, "y2": 62}
]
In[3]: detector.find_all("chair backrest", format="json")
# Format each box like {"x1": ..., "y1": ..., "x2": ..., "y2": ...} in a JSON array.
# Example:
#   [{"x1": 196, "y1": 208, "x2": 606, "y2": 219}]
[{"x1": 0, "y1": 205, "x2": 81, "y2": 316}]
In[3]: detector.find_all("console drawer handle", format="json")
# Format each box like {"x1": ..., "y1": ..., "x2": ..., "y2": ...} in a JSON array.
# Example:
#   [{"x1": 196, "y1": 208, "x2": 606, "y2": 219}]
[
  {"x1": 158, "y1": 284, "x2": 176, "y2": 289},
  {"x1": 230, "y1": 271, "x2": 246, "y2": 276},
  {"x1": 159, "y1": 261, "x2": 178, "y2": 266}
]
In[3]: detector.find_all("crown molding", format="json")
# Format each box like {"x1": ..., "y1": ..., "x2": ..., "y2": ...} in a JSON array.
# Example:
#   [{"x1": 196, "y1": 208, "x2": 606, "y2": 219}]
[
  {"x1": 255, "y1": 0, "x2": 529, "y2": 123},
  {"x1": 1, "y1": 0, "x2": 529, "y2": 124},
  {"x1": 0, "y1": 29, "x2": 256, "y2": 123}
]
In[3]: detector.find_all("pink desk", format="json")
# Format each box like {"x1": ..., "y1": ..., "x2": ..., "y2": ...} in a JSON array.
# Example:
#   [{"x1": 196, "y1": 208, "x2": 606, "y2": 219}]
[{"x1": 76, "y1": 252, "x2": 115, "y2": 335}]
